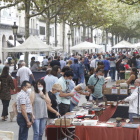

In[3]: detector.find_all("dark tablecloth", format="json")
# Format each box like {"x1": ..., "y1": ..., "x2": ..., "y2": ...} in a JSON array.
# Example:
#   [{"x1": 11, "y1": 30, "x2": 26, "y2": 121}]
[
  {"x1": 112, "y1": 105, "x2": 129, "y2": 118},
  {"x1": 104, "y1": 94, "x2": 128, "y2": 101},
  {"x1": 11, "y1": 71, "x2": 46, "y2": 84}
]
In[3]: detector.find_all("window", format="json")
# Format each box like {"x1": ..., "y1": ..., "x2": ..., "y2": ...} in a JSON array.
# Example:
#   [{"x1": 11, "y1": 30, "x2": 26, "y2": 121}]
[{"x1": 40, "y1": 26, "x2": 45, "y2": 35}]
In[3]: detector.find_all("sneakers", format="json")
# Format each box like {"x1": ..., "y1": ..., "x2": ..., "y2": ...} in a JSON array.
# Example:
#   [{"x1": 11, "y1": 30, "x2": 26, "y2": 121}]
[{"x1": 10, "y1": 111, "x2": 15, "y2": 122}]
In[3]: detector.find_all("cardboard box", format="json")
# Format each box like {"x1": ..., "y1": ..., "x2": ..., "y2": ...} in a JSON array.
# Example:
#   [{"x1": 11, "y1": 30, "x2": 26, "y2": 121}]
[
  {"x1": 111, "y1": 87, "x2": 119, "y2": 95},
  {"x1": 103, "y1": 88, "x2": 111, "y2": 95},
  {"x1": 55, "y1": 118, "x2": 72, "y2": 126},
  {"x1": 119, "y1": 88, "x2": 128, "y2": 95},
  {"x1": 116, "y1": 80, "x2": 126, "y2": 85}
]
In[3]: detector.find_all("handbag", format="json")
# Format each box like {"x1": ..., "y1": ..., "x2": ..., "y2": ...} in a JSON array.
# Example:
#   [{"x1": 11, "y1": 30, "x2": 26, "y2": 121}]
[{"x1": 71, "y1": 91, "x2": 81, "y2": 106}]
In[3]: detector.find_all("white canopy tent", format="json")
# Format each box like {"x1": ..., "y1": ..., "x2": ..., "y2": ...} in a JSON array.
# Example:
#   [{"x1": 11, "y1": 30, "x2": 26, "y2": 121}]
[
  {"x1": 2, "y1": 35, "x2": 52, "y2": 52},
  {"x1": 112, "y1": 40, "x2": 133, "y2": 49},
  {"x1": 132, "y1": 43, "x2": 140, "y2": 49},
  {"x1": 70, "y1": 41, "x2": 103, "y2": 50}
]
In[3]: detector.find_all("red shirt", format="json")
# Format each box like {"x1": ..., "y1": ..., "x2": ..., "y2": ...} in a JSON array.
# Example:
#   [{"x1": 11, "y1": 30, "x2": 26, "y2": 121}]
[{"x1": 124, "y1": 64, "x2": 129, "y2": 70}]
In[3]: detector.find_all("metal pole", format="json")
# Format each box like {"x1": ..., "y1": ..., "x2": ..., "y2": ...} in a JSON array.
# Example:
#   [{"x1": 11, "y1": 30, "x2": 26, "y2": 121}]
[
  {"x1": 68, "y1": 38, "x2": 70, "y2": 55},
  {"x1": 14, "y1": 34, "x2": 16, "y2": 47},
  {"x1": 55, "y1": 6, "x2": 57, "y2": 56}
]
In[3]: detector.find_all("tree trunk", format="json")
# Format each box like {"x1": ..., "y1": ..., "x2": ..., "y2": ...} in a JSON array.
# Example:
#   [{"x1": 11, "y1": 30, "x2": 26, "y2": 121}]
[
  {"x1": 112, "y1": 35, "x2": 114, "y2": 46},
  {"x1": 90, "y1": 27, "x2": 93, "y2": 43},
  {"x1": 46, "y1": 18, "x2": 50, "y2": 45},
  {"x1": 115, "y1": 34, "x2": 117, "y2": 44},
  {"x1": 106, "y1": 29, "x2": 108, "y2": 45},
  {"x1": 62, "y1": 20, "x2": 65, "y2": 52},
  {"x1": 70, "y1": 23, "x2": 74, "y2": 46},
  {"x1": 24, "y1": 0, "x2": 31, "y2": 67},
  {"x1": 83, "y1": 26, "x2": 86, "y2": 42}
]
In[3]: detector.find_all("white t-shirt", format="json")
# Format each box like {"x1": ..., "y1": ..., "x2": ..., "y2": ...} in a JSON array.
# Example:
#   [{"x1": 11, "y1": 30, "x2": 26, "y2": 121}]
[
  {"x1": 16, "y1": 66, "x2": 32, "y2": 85},
  {"x1": 43, "y1": 59, "x2": 48, "y2": 66}
]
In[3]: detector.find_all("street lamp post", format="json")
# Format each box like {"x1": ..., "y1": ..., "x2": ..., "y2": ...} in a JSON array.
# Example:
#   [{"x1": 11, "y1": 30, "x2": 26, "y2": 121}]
[
  {"x1": 67, "y1": 30, "x2": 71, "y2": 55},
  {"x1": 94, "y1": 35, "x2": 97, "y2": 44},
  {"x1": 12, "y1": 22, "x2": 18, "y2": 47}
]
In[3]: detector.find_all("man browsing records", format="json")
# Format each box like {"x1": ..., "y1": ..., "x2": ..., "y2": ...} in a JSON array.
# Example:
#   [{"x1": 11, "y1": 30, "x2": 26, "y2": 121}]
[{"x1": 56, "y1": 70, "x2": 75, "y2": 116}]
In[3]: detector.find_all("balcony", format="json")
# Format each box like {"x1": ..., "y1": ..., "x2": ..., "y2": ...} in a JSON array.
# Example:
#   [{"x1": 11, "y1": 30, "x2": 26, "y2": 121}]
[{"x1": 18, "y1": 27, "x2": 39, "y2": 36}]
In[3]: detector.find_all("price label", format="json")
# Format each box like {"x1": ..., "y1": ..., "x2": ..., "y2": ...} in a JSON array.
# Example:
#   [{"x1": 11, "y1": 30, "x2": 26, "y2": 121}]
[
  {"x1": 120, "y1": 89, "x2": 127, "y2": 95},
  {"x1": 112, "y1": 88, "x2": 118, "y2": 94}
]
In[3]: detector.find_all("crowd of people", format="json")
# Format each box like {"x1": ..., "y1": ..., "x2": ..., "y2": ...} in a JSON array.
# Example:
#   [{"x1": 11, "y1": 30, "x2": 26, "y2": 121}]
[{"x1": 1, "y1": 49, "x2": 140, "y2": 140}]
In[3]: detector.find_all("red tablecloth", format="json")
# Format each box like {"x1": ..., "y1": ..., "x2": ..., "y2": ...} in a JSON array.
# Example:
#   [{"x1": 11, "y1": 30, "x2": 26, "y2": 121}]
[
  {"x1": 11, "y1": 79, "x2": 18, "y2": 94},
  {"x1": 94, "y1": 105, "x2": 117, "y2": 122},
  {"x1": 46, "y1": 105, "x2": 117, "y2": 140},
  {"x1": 46, "y1": 125, "x2": 74, "y2": 140},
  {"x1": 75, "y1": 123, "x2": 140, "y2": 140}
]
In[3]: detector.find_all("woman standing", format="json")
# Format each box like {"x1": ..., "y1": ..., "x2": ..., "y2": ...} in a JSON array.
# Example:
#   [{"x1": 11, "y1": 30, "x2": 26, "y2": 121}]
[
  {"x1": 126, "y1": 67, "x2": 138, "y2": 85},
  {"x1": 30, "y1": 79, "x2": 51, "y2": 140},
  {"x1": 67, "y1": 60, "x2": 73, "y2": 67},
  {"x1": 0, "y1": 66, "x2": 15, "y2": 121}
]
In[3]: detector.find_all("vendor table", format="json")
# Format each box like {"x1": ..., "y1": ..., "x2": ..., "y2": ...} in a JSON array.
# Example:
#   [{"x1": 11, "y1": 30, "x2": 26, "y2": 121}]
[
  {"x1": 75, "y1": 123, "x2": 140, "y2": 140},
  {"x1": 46, "y1": 105, "x2": 117, "y2": 140},
  {"x1": 11, "y1": 71, "x2": 46, "y2": 84},
  {"x1": 94, "y1": 105, "x2": 117, "y2": 122},
  {"x1": 104, "y1": 94, "x2": 128, "y2": 101}
]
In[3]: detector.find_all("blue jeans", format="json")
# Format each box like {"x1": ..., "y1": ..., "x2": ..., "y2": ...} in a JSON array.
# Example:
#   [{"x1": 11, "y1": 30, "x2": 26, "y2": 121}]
[
  {"x1": 129, "y1": 113, "x2": 138, "y2": 122},
  {"x1": 32, "y1": 118, "x2": 46, "y2": 140},
  {"x1": 79, "y1": 74, "x2": 84, "y2": 84},
  {"x1": 70, "y1": 101, "x2": 76, "y2": 111},
  {"x1": 17, "y1": 113, "x2": 31, "y2": 140},
  {"x1": 85, "y1": 65, "x2": 89, "y2": 73},
  {"x1": 110, "y1": 67, "x2": 116, "y2": 80}
]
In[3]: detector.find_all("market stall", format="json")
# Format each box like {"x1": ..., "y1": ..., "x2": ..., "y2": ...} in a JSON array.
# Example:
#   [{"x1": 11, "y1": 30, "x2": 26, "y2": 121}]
[{"x1": 112, "y1": 40, "x2": 134, "y2": 52}]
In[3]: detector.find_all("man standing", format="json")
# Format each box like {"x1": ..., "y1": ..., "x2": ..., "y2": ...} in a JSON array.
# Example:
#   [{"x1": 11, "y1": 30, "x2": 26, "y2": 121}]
[
  {"x1": 90, "y1": 54, "x2": 101, "y2": 68},
  {"x1": 122, "y1": 79, "x2": 140, "y2": 122},
  {"x1": 30, "y1": 61, "x2": 42, "y2": 71},
  {"x1": 0, "y1": 60, "x2": 4, "y2": 74},
  {"x1": 102, "y1": 57, "x2": 110, "y2": 77},
  {"x1": 109, "y1": 53, "x2": 116, "y2": 81},
  {"x1": 56, "y1": 70, "x2": 75, "y2": 116},
  {"x1": 78, "y1": 57, "x2": 85, "y2": 84},
  {"x1": 50, "y1": 56, "x2": 60, "y2": 68},
  {"x1": 84, "y1": 57, "x2": 89, "y2": 73},
  {"x1": 7, "y1": 55, "x2": 12, "y2": 66},
  {"x1": 69, "y1": 55, "x2": 75, "y2": 64},
  {"x1": 17, "y1": 62, "x2": 35, "y2": 85},
  {"x1": 16, "y1": 81, "x2": 33, "y2": 140},
  {"x1": 70, "y1": 58, "x2": 80, "y2": 85},
  {"x1": 60, "y1": 57, "x2": 66, "y2": 69},
  {"x1": 42, "y1": 56, "x2": 48, "y2": 66},
  {"x1": 88, "y1": 69, "x2": 105, "y2": 101},
  {"x1": 30, "y1": 57, "x2": 35, "y2": 68}
]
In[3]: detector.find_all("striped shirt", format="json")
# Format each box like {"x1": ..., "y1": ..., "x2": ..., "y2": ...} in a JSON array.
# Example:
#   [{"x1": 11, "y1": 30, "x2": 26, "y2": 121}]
[
  {"x1": 88, "y1": 74, "x2": 105, "y2": 98},
  {"x1": 16, "y1": 90, "x2": 32, "y2": 113}
]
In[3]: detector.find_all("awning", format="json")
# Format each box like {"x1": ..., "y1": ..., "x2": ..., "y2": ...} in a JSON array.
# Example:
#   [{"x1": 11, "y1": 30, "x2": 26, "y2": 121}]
[{"x1": 7, "y1": 40, "x2": 21, "y2": 47}]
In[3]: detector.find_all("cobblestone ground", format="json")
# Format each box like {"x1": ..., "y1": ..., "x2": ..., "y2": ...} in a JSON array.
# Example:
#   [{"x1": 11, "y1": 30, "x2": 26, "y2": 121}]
[{"x1": 0, "y1": 79, "x2": 115, "y2": 140}]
